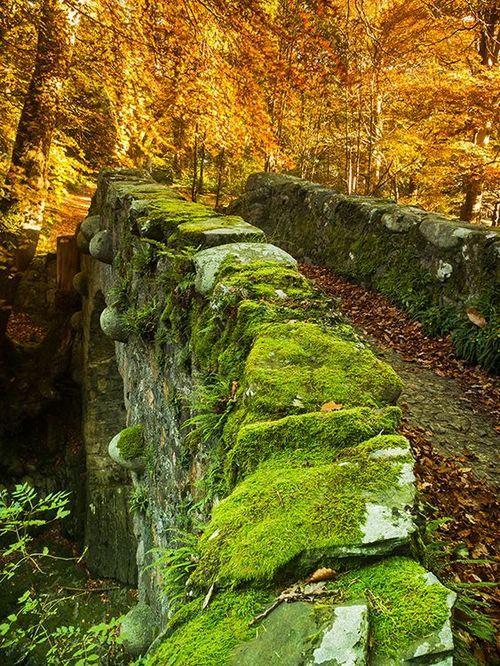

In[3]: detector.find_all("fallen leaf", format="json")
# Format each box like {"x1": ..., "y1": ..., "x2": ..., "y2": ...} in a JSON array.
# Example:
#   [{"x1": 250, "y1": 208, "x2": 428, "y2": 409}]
[
  {"x1": 320, "y1": 401, "x2": 343, "y2": 412},
  {"x1": 305, "y1": 567, "x2": 337, "y2": 583},
  {"x1": 466, "y1": 308, "x2": 486, "y2": 328}
]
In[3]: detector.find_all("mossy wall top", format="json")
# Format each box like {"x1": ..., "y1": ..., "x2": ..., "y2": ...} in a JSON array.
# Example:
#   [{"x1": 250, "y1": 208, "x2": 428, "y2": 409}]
[
  {"x1": 228, "y1": 173, "x2": 500, "y2": 372},
  {"x1": 78, "y1": 168, "x2": 456, "y2": 664}
]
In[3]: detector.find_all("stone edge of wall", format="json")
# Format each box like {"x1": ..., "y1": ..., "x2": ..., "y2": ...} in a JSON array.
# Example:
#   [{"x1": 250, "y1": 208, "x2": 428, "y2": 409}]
[
  {"x1": 76, "y1": 168, "x2": 457, "y2": 664},
  {"x1": 229, "y1": 172, "x2": 499, "y2": 373}
]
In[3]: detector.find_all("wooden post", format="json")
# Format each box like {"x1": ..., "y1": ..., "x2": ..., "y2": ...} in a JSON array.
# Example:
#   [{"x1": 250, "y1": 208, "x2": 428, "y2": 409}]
[{"x1": 56, "y1": 235, "x2": 79, "y2": 292}]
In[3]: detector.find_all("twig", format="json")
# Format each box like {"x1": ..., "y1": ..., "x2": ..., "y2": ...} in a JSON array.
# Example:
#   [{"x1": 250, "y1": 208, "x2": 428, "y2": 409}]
[{"x1": 60, "y1": 586, "x2": 120, "y2": 593}]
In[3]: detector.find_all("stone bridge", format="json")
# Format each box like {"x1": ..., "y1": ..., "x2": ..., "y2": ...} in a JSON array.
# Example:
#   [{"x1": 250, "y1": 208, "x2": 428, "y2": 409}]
[{"x1": 73, "y1": 168, "x2": 467, "y2": 663}]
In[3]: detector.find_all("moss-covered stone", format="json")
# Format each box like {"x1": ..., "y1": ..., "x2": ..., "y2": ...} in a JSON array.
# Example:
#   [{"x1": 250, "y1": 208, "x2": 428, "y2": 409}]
[
  {"x1": 193, "y1": 242, "x2": 297, "y2": 295},
  {"x1": 108, "y1": 425, "x2": 145, "y2": 472},
  {"x1": 226, "y1": 406, "x2": 402, "y2": 484},
  {"x1": 117, "y1": 424, "x2": 144, "y2": 460},
  {"x1": 191, "y1": 435, "x2": 414, "y2": 587},
  {"x1": 224, "y1": 321, "x2": 402, "y2": 440},
  {"x1": 334, "y1": 557, "x2": 455, "y2": 662},
  {"x1": 145, "y1": 589, "x2": 271, "y2": 666}
]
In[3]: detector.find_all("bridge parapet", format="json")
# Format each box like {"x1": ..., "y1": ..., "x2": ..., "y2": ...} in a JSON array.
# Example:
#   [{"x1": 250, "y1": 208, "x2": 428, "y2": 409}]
[{"x1": 75, "y1": 168, "x2": 456, "y2": 663}]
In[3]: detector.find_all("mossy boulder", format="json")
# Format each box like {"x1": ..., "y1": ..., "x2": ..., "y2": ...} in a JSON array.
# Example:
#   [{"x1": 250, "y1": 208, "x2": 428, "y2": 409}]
[
  {"x1": 79, "y1": 215, "x2": 101, "y2": 241},
  {"x1": 89, "y1": 229, "x2": 114, "y2": 264},
  {"x1": 146, "y1": 589, "x2": 271, "y2": 666},
  {"x1": 335, "y1": 558, "x2": 456, "y2": 663},
  {"x1": 193, "y1": 242, "x2": 297, "y2": 295},
  {"x1": 108, "y1": 424, "x2": 145, "y2": 472},
  {"x1": 174, "y1": 215, "x2": 265, "y2": 247},
  {"x1": 120, "y1": 602, "x2": 158, "y2": 657},
  {"x1": 225, "y1": 321, "x2": 402, "y2": 437},
  {"x1": 100, "y1": 306, "x2": 129, "y2": 342},
  {"x1": 192, "y1": 435, "x2": 415, "y2": 587},
  {"x1": 72, "y1": 271, "x2": 88, "y2": 297}
]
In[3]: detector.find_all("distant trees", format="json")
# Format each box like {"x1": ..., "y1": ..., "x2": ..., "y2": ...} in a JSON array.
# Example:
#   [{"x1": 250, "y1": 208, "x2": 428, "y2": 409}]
[{"x1": 0, "y1": 0, "x2": 498, "y2": 242}]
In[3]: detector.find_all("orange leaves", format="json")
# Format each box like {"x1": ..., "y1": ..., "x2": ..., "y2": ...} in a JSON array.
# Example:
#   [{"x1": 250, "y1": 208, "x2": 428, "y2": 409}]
[{"x1": 320, "y1": 401, "x2": 343, "y2": 412}]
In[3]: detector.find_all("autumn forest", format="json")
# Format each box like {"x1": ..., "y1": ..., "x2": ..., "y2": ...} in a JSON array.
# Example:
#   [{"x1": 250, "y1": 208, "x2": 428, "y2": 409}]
[{"x1": 1, "y1": 0, "x2": 499, "y2": 229}]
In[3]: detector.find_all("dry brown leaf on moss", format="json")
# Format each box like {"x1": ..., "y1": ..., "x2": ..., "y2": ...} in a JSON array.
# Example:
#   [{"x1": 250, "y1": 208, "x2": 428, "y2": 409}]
[
  {"x1": 305, "y1": 567, "x2": 337, "y2": 583},
  {"x1": 320, "y1": 401, "x2": 343, "y2": 412}
]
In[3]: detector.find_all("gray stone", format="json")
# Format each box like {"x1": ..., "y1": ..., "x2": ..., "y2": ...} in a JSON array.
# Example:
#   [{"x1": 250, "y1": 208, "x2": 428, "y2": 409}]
[
  {"x1": 80, "y1": 215, "x2": 101, "y2": 240},
  {"x1": 89, "y1": 230, "x2": 114, "y2": 264},
  {"x1": 194, "y1": 242, "x2": 297, "y2": 294},
  {"x1": 100, "y1": 306, "x2": 129, "y2": 342},
  {"x1": 76, "y1": 231, "x2": 90, "y2": 254},
  {"x1": 419, "y1": 217, "x2": 461, "y2": 249},
  {"x1": 108, "y1": 429, "x2": 145, "y2": 473},
  {"x1": 120, "y1": 602, "x2": 158, "y2": 657},
  {"x1": 73, "y1": 271, "x2": 88, "y2": 297},
  {"x1": 231, "y1": 602, "x2": 317, "y2": 666},
  {"x1": 381, "y1": 208, "x2": 423, "y2": 233},
  {"x1": 436, "y1": 260, "x2": 453, "y2": 281},
  {"x1": 310, "y1": 602, "x2": 369, "y2": 665}
]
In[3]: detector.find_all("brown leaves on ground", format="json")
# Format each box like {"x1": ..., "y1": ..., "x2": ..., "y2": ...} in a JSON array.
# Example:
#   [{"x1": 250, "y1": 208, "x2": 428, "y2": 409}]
[
  {"x1": 300, "y1": 263, "x2": 500, "y2": 427},
  {"x1": 7, "y1": 312, "x2": 48, "y2": 344}
]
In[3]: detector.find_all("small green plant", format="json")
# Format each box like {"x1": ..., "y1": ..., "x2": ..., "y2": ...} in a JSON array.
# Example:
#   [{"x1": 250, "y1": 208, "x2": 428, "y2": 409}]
[
  {"x1": 0, "y1": 484, "x2": 128, "y2": 665},
  {"x1": 130, "y1": 485, "x2": 149, "y2": 514},
  {"x1": 183, "y1": 375, "x2": 236, "y2": 448},
  {"x1": 124, "y1": 301, "x2": 162, "y2": 339},
  {"x1": 148, "y1": 531, "x2": 200, "y2": 617}
]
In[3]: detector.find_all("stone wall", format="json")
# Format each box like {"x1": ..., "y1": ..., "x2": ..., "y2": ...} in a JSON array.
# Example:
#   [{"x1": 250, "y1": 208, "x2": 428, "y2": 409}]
[
  {"x1": 229, "y1": 173, "x2": 500, "y2": 373},
  {"x1": 75, "y1": 168, "x2": 457, "y2": 664}
]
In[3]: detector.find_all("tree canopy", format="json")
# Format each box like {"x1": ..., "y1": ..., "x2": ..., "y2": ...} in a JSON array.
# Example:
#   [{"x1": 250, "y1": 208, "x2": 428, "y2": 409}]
[{"x1": 0, "y1": 0, "x2": 498, "y2": 219}]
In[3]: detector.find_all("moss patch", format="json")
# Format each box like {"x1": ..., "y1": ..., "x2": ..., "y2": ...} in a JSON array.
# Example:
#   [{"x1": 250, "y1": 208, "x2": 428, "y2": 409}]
[
  {"x1": 224, "y1": 321, "x2": 402, "y2": 440},
  {"x1": 117, "y1": 425, "x2": 144, "y2": 461},
  {"x1": 146, "y1": 589, "x2": 271, "y2": 666},
  {"x1": 192, "y1": 437, "x2": 412, "y2": 587},
  {"x1": 226, "y1": 406, "x2": 402, "y2": 484},
  {"x1": 335, "y1": 557, "x2": 452, "y2": 659}
]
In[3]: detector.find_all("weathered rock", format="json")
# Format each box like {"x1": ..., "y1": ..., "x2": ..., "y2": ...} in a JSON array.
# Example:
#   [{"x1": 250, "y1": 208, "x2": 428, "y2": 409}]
[
  {"x1": 108, "y1": 425, "x2": 145, "y2": 472},
  {"x1": 72, "y1": 271, "x2": 88, "y2": 296},
  {"x1": 194, "y1": 242, "x2": 297, "y2": 294},
  {"x1": 120, "y1": 602, "x2": 158, "y2": 657},
  {"x1": 80, "y1": 215, "x2": 101, "y2": 240},
  {"x1": 100, "y1": 306, "x2": 129, "y2": 342},
  {"x1": 176, "y1": 215, "x2": 265, "y2": 248},
  {"x1": 311, "y1": 602, "x2": 369, "y2": 665},
  {"x1": 89, "y1": 230, "x2": 114, "y2": 264},
  {"x1": 76, "y1": 231, "x2": 90, "y2": 254},
  {"x1": 232, "y1": 602, "x2": 317, "y2": 666}
]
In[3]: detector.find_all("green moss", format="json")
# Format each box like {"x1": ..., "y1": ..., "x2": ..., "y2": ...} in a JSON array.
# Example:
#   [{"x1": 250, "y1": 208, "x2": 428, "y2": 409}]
[
  {"x1": 226, "y1": 406, "x2": 402, "y2": 484},
  {"x1": 192, "y1": 439, "x2": 410, "y2": 587},
  {"x1": 146, "y1": 589, "x2": 271, "y2": 666},
  {"x1": 335, "y1": 557, "x2": 452, "y2": 659},
  {"x1": 224, "y1": 321, "x2": 402, "y2": 442},
  {"x1": 117, "y1": 425, "x2": 144, "y2": 460}
]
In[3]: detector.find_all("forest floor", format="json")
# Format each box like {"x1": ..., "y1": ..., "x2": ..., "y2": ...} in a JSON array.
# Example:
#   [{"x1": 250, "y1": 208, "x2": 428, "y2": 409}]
[{"x1": 301, "y1": 263, "x2": 499, "y2": 660}]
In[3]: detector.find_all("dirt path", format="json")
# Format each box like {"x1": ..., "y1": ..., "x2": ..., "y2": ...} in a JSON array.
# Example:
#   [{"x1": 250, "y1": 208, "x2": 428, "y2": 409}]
[
  {"x1": 301, "y1": 263, "x2": 499, "y2": 487},
  {"x1": 38, "y1": 190, "x2": 93, "y2": 254}
]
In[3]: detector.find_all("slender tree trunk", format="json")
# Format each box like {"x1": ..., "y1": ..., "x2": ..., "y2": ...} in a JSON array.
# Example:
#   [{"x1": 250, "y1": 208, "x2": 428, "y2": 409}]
[
  {"x1": 215, "y1": 148, "x2": 225, "y2": 209},
  {"x1": 191, "y1": 126, "x2": 198, "y2": 202},
  {"x1": 460, "y1": 123, "x2": 491, "y2": 222},
  {"x1": 197, "y1": 138, "x2": 205, "y2": 195},
  {"x1": 0, "y1": 0, "x2": 79, "y2": 341}
]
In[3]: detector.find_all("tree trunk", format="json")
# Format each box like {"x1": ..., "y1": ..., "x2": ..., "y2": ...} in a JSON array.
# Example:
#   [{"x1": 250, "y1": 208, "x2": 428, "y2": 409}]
[
  {"x1": 215, "y1": 148, "x2": 225, "y2": 208},
  {"x1": 0, "y1": 0, "x2": 78, "y2": 339}
]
